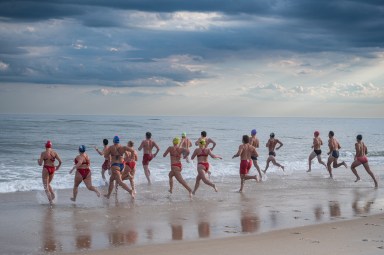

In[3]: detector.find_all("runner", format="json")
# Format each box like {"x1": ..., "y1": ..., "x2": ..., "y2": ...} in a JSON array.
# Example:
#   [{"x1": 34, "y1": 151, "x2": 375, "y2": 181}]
[
  {"x1": 263, "y1": 133, "x2": 284, "y2": 173},
  {"x1": 138, "y1": 132, "x2": 160, "y2": 185},
  {"x1": 326, "y1": 131, "x2": 347, "y2": 179},
  {"x1": 233, "y1": 135, "x2": 258, "y2": 192},
  {"x1": 191, "y1": 139, "x2": 222, "y2": 195},
  {"x1": 69, "y1": 145, "x2": 100, "y2": 202},
  {"x1": 122, "y1": 141, "x2": 138, "y2": 193},
  {"x1": 103, "y1": 136, "x2": 135, "y2": 199},
  {"x1": 163, "y1": 137, "x2": 192, "y2": 198},
  {"x1": 179, "y1": 132, "x2": 192, "y2": 163},
  {"x1": 350, "y1": 134, "x2": 378, "y2": 188},
  {"x1": 37, "y1": 140, "x2": 62, "y2": 206},
  {"x1": 94, "y1": 138, "x2": 110, "y2": 185},
  {"x1": 307, "y1": 131, "x2": 327, "y2": 172},
  {"x1": 195, "y1": 131, "x2": 216, "y2": 150},
  {"x1": 249, "y1": 129, "x2": 262, "y2": 180}
]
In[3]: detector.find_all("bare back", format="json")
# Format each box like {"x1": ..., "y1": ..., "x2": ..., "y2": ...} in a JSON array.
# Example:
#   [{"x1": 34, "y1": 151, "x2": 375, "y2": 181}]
[
  {"x1": 313, "y1": 137, "x2": 323, "y2": 150},
  {"x1": 355, "y1": 142, "x2": 367, "y2": 157}
]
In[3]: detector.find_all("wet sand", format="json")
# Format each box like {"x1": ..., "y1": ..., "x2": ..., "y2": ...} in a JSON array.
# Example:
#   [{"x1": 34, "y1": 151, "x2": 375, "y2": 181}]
[{"x1": 0, "y1": 167, "x2": 383, "y2": 254}]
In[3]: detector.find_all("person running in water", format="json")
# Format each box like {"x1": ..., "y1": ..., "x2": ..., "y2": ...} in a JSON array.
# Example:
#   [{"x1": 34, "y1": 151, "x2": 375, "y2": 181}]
[
  {"x1": 104, "y1": 136, "x2": 135, "y2": 199},
  {"x1": 263, "y1": 133, "x2": 284, "y2": 173},
  {"x1": 163, "y1": 137, "x2": 193, "y2": 198},
  {"x1": 94, "y1": 138, "x2": 110, "y2": 185},
  {"x1": 191, "y1": 139, "x2": 222, "y2": 195},
  {"x1": 326, "y1": 131, "x2": 347, "y2": 179},
  {"x1": 350, "y1": 134, "x2": 378, "y2": 188},
  {"x1": 138, "y1": 132, "x2": 160, "y2": 185},
  {"x1": 233, "y1": 135, "x2": 259, "y2": 192},
  {"x1": 249, "y1": 129, "x2": 262, "y2": 180},
  {"x1": 122, "y1": 141, "x2": 138, "y2": 193},
  {"x1": 179, "y1": 132, "x2": 192, "y2": 163},
  {"x1": 307, "y1": 131, "x2": 327, "y2": 172},
  {"x1": 38, "y1": 140, "x2": 62, "y2": 206},
  {"x1": 69, "y1": 145, "x2": 100, "y2": 202}
]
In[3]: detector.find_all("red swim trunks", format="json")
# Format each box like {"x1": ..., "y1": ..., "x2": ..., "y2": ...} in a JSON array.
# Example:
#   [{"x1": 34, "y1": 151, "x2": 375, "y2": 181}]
[
  {"x1": 142, "y1": 154, "x2": 153, "y2": 166},
  {"x1": 240, "y1": 160, "x2": 252, "y2": 175},
  {"x1": 102, "y1": 160, "x2": 109, "y2": 170},
  {"x1": 198, "y1": 162, "x2": 210, "y2": 172},
  {"x1": 357, "y1": 156, "x2": 368, "y2": 164},
  {"x1": 171, "y1": 162, "x2": 182, "y2": 170},
  {"x1": 125, "y1": 161, "x2": 136, "y2": 169},
  {"x1": 44, "y1": 165, "x2": 55, "y2": 175},
  {"x1": 78, "y1": 168, "x2": 90, "y2": 179}
]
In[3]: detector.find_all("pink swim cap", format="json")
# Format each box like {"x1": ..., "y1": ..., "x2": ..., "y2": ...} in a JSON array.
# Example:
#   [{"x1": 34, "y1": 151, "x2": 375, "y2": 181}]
[
  {"x1": 45, "y1": 140, "x2": 52, "y2": 148},
  {"x1": 314, "y1": 131, "x2": 320, "y2": 137}
]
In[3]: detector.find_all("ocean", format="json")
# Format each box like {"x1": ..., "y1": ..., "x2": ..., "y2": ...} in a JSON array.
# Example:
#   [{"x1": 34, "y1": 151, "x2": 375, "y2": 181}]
[{"x1": 0, "y1": 114, "x2": 383, "y2": 193}]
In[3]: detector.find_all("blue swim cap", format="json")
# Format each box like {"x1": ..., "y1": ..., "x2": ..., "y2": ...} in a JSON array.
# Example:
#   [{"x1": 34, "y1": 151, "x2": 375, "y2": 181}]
[
  {"x1": 79, "y1": 145, "x2": 86, "y2": 153},
  {"x1": 113, "y1": 136, "x2": 120, "y2": 144},
  {"x1": 251, "y1": 129, "x2": 257, "y2": 135}
]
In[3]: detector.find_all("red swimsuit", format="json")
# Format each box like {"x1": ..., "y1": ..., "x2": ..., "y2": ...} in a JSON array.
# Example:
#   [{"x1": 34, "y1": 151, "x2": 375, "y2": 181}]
[
  {"x1": 44, "y1": 153, "x2": 56, "y2": 175},
  {"x1": 75, "y1": 157, "x2": 90, "y2": 180},
  {"x1": 197, "y1": 149, "x2": 210, "y2": 172}
]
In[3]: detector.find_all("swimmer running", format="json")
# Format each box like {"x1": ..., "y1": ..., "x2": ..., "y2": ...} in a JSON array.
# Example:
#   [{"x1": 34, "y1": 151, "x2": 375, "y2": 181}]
[
  {"x1": 191, "y1": 139, "x2": 222, "y2": 195},
  {"x1": 307, "y1": 131, "x2": 327, "y2": 172},
  {"x1": 263, "y1": 132, "x2": 284, "y2": 173},
  {"x1": 163, "y1": 137, "x2": 193, "y2": 199},
  {"x1": 350, "y1": 134, "x2": 378, "y2": 188},
  {"x1": 38, "y1": 140, "x2": 62, "y2": 206},
  {"x1": 326, "y1": 131, "x2": 347, "y2": 179}
]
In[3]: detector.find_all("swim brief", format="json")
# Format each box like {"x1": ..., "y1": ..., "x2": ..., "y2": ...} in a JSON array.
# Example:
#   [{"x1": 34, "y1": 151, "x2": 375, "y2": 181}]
[
  {"x1": 142, "y1": 154, "x2": 153, "y2": 166},
  {"x1": 112, "y1": 163, "x2": 124, "y2": 172},
  {"x1": 44, "y1": 165, "x2": 55, "y2": 175},
  {"x1": 102, "y1": 159, "x2": 109, "y2": 170},
  {"x1": 125, "y1": 161, "x2": 136, "y2": 169},
  {"x1": 269, "y1": 151, "x2": 276, "y2": 157},
  {"x1": 198, "y1": 162, "x2": 210, "y2": 172},
  {"x1": 171, "y1": 162, "x2": 182, "y2": 170},
  {"x1": 357, "y1": 156, "x2": 368, "y2": 164},
  {"x1": 331, "y1": 150, "x2": 339, "y2": 158},
  {"x1": 240, "y1": 160, "x2": 252, "y2": 175},
  {"x1": 251, "y1": 155, "x2": 257, "y2": 160},
  {"x1": 314, "y1": 150, "x2": 322, "y2": 156},
  {"x1": 78, "y1": 168, "x2": 90, "y2": 179}
]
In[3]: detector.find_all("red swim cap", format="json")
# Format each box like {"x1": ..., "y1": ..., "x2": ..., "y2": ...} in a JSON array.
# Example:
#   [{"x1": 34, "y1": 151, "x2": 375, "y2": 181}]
[
  {"x1": 314, "y1": 131, "x2": 320, "y2": 137},
  {"x1": 45, "y1": 140, "x2": 52, "y2": 148}
]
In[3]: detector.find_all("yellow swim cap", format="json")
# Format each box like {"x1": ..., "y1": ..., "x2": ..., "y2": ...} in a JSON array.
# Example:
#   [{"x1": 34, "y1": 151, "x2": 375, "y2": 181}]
[
  {"x1": 173, "y1": 137, "x2": 180, "y2": 145},
  {"x1": 199, "y1": 139, "x2": 206, "y2": 145}
]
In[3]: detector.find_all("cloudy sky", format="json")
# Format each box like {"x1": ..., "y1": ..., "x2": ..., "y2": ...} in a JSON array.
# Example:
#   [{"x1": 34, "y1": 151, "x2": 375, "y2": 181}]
[{"x1": 0, "y1": 0, "x2": 383, "y2": 117}]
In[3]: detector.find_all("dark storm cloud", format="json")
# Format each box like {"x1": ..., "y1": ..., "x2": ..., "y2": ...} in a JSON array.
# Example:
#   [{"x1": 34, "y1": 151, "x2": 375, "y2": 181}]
[{"x1": 0, "y1": 0, "x2": 383, "y2": 87}]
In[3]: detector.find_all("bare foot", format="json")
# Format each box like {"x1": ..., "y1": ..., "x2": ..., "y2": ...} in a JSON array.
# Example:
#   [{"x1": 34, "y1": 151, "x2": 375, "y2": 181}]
[
  {"x1": 307, "y1": 169, "x2": 311, "y2": 173},
  {"x1": 213, "y1": 184, "x2": 218, "y2": 192},
  {"x1": 168, "y1": 189, "x2": 172, "y2": 194},
  {"x1": 104, "y1": 194, "x2": 110, "y2": 199},
  {"x1": 96, "y1": 190, "x2": 101, "y2": 197},
  {"x1": 281, "y1": 166, "x2": 285, "y2": 172},
  {"x1": 189, "y1": 192, "x2": 193, "y2": 200},
  {"x1": 262, "y1": 170, "x2": 266, "y2": 174},
  {"x1": 343, "y1": 162, "x2": 347, "y2": 168},
  {"x1": 70, "y1": 197, "x2": 76, "y2": 202},
  {"x1": 51, "y1": 192, "x2": 55, "y2": 201},
  {"x1": 354, "y1": 177, "x2": 361, "y2": 182}
]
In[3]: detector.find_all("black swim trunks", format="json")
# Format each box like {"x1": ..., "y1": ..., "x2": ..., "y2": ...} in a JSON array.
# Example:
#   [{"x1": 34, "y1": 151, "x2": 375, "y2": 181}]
[
  {"x1": 251, "y1": 155, "x2": 257, "y2": 160},
  {"x1": 268, "y1": 151, "x2": 276, "y2": 157},
  {"x1": 331, "y1": 150, "x2": 339, "y2": 158},
  {"x1": 314, "y1": 149, "x2": 321, "y2": 156}
]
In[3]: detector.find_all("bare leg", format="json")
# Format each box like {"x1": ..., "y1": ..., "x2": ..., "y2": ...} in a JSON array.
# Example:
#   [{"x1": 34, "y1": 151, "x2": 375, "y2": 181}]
[
  {"x1": 317, "y1": 155, "x2": 327, "y2": 169},
  {"x1": 307, "y1": 152, "x2": 316, "y2": 172},
  {"x1": 271, "y1": 158, "x2": 284, "y2": 171},
  {"x1": 263, "y1": 159, "x2": 271, "y2": 173},
  {"x1": 143, "y1": 165, "x2": 151, "y2": 185},
  {"x1": 362, "y1": 163, "x2": 378, "y2": 188},
  {"x1": 326, "y1": 157, "x2": 334, "y2": 179},
  {"x1": 333, "y1": 160, "x2": 347, "y2": 168},
  {"x1": 174, "y1": 170, "x2": 192, "y2": 198},
  {"x1": 42, "y1": 169, "x2": 53, "y2": 205},
  {"x1": 47, "y1": 173, "x2": 55, "y2": 201},
  {"x1": 350, "y1": 160, "x2": 361, "y2": 182},
  {"x1": 113, "y1": 171, "x2": 134, "y2": 198},
  {"x1": 192, "y1": 175, "x2": 201, "y2": 195},
  {"x1": 71, "y1": 173, "x2": 83, "y2": 202},
  {"x1": 168, "y1": 171, "x2": 174, "y2": 194},
  {"x1": 104, "y1": 175, "x2": 115, "y2": 199},
  {"x1": 101, "y1": 168, "x2": 108, "y2": 185},
  {"x1": 83, "y1": 175, "x2": 101, "y2": 197},
  {"x1": 239, "y1": 174, "x2": 257, "y2": 192},
  {"x1": 252, "y1": 160, "x2": 262, "y2": 180}
]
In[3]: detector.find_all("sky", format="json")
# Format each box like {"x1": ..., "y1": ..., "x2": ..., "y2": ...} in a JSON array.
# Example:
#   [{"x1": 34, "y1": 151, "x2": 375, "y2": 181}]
[{"x1": 0, "y1": 0, "x2": 383, "y2": 117}]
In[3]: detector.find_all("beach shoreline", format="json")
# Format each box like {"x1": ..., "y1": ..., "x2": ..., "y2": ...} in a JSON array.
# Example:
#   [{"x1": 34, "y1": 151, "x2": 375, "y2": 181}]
[{"x1": 0, "y1": 170, "x2": 383, "y2": 254}]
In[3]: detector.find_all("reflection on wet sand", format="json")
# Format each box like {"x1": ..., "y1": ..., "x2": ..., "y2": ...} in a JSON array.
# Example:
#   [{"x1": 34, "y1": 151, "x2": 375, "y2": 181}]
[
  {"x1": 198, "y1": 221, "x2": 210, "y2": 238},
  {"x1": 171, "y1": 224, "x2": 183, "y2": 240},
  {"x1": 72, "y1": 209, "x2": 92, "y2": 250},
  {"x1": 41, "y1": 208, "x2": 62, "y2": 253},
  {"x1": 329, "y1": 201, "x2": 341, "y2": 218},
  {"x1": 352, "y1": 189, "x2": 376, "y2": 215},
  {"x1": 108, "y1": 226, "x2": 138, "y2": 246},
  {"x1": 314, "y1": 206, "x2": 324, "y2": 221},
  {"x1": 241, "y1": 210, "x2": 260, "y2": 233}
]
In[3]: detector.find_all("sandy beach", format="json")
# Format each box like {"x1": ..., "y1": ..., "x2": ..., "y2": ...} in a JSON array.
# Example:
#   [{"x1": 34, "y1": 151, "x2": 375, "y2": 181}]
[{"x1": 0, "y1": 168, "x2": 383, "y2": 255}]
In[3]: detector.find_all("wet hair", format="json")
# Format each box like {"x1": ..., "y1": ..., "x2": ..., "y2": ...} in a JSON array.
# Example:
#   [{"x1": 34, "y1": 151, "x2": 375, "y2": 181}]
[
  {"x1": 270, "y1": 132, "x2": 275, "y2": 138},
  {"x1": 128, "y1": 141, "x2": 134, "y2": 147},
  {"x1": 146, "y1": 132, "x2": 152, "y2": 139},
  {"x1": 201, "y1": 131, "x2": 207, "y2": 137},
  {"x1": 242, "y1": 135, "x2": 249, "y2": 144},
  {"x1": 103, "y1": 139, "x2": 108, "y2": 146},
  {"x1": 329, "y1": 131, "x2": 334, "y2": 137},
  {"x1": 356, "y1": 134, "x2": 363, "y2": 141}
]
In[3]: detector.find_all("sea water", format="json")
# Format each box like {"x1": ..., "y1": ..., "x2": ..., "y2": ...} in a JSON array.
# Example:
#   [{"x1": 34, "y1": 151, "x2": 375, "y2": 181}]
[{"x1": 0, "y1": 114, "x2": 383, "y2": 193}]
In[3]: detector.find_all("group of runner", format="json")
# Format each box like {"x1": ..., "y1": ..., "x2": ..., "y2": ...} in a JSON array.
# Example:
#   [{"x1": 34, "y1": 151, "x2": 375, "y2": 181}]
[{"x1": 38, "y1": 129, "x2": 378, "y2": 206}]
